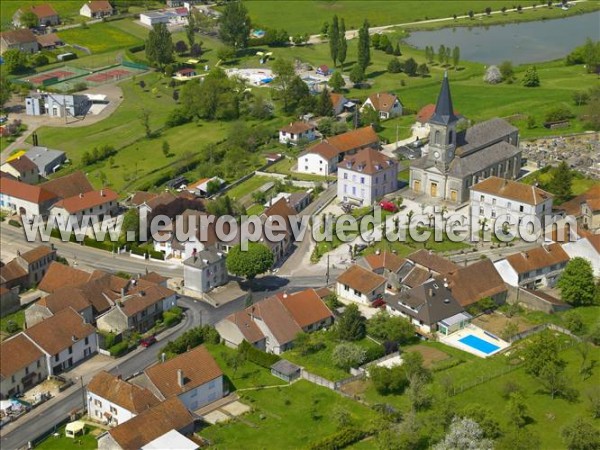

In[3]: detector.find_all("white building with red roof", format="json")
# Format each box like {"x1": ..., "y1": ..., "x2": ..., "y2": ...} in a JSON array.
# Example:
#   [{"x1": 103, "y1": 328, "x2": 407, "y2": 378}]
[
  {"x1": 80, "y1": 1, "x2": 114, "y2": 18},
  {"x1": 279, "y1": 121, "x2": 316, "y2": 145}
]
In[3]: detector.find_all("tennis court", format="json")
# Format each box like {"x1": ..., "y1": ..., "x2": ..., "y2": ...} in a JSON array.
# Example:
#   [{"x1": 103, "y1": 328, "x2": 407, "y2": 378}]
[
  {"x1": 19, "y1": 66, "x2": 89, "y2": 86},
  {"x1": 47, "y1": 63, "x2": 148, "y2": 92}
]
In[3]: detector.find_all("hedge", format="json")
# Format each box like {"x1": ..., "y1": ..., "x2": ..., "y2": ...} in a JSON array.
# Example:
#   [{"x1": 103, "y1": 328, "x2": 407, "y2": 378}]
[
  {"x1": 239, "y1": 340, "x2": 280, "y2": 368},
  {"x1": 8, "y1": 219, "x2": 21, "y2": 228},
  {"x1": 307, "y1": 428, "x2": 366, "y2": 450},
  {"x1": 109, "y1": 341, "x2": 130, "y2": 357}
]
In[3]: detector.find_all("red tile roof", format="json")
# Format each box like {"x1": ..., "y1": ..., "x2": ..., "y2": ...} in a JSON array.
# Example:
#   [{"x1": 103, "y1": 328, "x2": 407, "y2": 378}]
[
  {"x1": 88, "y1": 371, "x2": 160, "y2": 414},
  {"x1": 325, "y1": 126, "x2": 379, "y2": 153},
  {"x1": 4, "y1": 156, "x2": 38, "y2": 175},
  {"x1": 0, "y1": 177, "x2": 57, "y2": 204},
  {"x1": 19, "y1": 245, "x2": 55, "y2": 264},
  {"x1": 366, "y1": 92, "x2": 399, "y2": 113},
  {"x1": 40, "y1": 171, "x2": 94, "y2": 199},
  {"x1": 86, "y1": 1, "x2": 113, "y2": 13},
  {"x1": 51, "y1": 189, "x2": 118, "y2": 214},
  {"x1": 363, "y1": 251, "x2": 406, "y2": 273},
  {"x1": 0, "y1": 334, "x2": 45, "y2": 379},
  {"x1": 408, "y1": 249, "x2": 459, "y2": 275},
  {"x1": 23, "y1": 4, "x2": 58, "y2": 19},
  {"x1": 339, "y1": 148, "x2": 397, "y2": 175},
  {"x1": 225, "y1": 310, "x2": 265, "y2": 343},
  {"x1": 558, "y1": 185, "x2": 600, "y2": 217},
  {"x1": 280, "y1": 121, "x2": 314, "y2": 134},
  {"x1": 337, "y1": 264, "x2": 386, "y2": 294},
  {"x1": 0, "y1": 29, "x2": 37, "y2": 45},
  {"x1": 276, "y1": 288, "x2": 333, "y2": 329},
  {"x1": 38, "y1": 262, "x2": 91, "y2": 293},
  {"x1": 250, "y1": 295, "x2": 302, "y2": 345},
  {"x1": 505, "y1": 243, "x2": 570, "y2": 274},
  {"x1": 304, "y1": 141, "x2": 340, "y2": 160},
  {"x1": 442, "y1": 259, "x2": 507, "y2": 307},
  {"x1": 472, "y1": 176, "x2": 553, "y2": 205}
]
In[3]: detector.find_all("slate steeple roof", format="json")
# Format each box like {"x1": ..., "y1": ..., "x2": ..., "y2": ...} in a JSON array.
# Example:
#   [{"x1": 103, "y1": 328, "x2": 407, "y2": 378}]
[{"x1": 430, "y1": 71, "x2": 458, "y2": 126}]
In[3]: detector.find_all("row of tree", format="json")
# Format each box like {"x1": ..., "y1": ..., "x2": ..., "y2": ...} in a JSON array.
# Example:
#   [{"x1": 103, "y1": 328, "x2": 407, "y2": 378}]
[{"x1": 424, "y1": 45, "x2": 460, "y2": 68}]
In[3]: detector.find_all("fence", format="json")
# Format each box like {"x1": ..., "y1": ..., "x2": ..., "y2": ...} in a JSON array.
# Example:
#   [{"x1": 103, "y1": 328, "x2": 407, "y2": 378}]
[
  {"x1": 301, "y1": 370, "x2": 336, "y2": 390},
  {"x1": 448, "y1": 363, "x2": 522, "y2": 397},
  {"x1": 509, "y1": 322, "x2": 582, "y2": 344},
  {"x1": 122, "y1": 60, "x2": 149, "y2": 71}
]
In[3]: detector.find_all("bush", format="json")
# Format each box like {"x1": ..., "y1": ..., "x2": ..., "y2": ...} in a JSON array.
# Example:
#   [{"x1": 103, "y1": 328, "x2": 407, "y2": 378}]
[
  {"x1": 332, "y1": 343, "x2": 366, "y2": 371},
  {"x1": 239, "y1": 340, "x2": 281, "y2": 368},
  {"x1": 5, "y1": 320, "x2": 20, "y2": 334},
  {"x1": 163, "y1": 306, "x2": 183, "y2": 327},
  {"x1": 308, "y1": 428, "x2": 366, "y2": 450},
  {"x1": 364, "y1": 344, "x2": 385, "y2": 363},
  {"x1": 545, "y1": 106, "x2": 575, "y2": 123},
  {"x1": 109, "y1": 341, "x2": 130, "y2": 357},
  {"x1": 8, "y1": 219, "x2": 21, "y2": 228},
  {"x1": 165, "y1": 107, "x2": 191, "y2": 127},
  {"x1": 160, "y1": 325, "x2": 220, "y2": 359}
]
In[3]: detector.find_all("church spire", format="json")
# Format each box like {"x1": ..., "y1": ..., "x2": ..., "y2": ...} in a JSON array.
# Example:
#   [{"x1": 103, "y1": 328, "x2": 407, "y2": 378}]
[{"x1": 430, "y1": 71, "x2": 458, "y2": 126}]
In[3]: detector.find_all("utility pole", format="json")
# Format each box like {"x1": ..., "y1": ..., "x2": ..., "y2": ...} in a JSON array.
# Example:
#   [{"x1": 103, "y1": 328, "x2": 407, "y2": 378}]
[
  {"x1": 79, "y1": 376, "x2": 86, "y2": 414},
  {"x1": 325, "y1": 254, "x2": 330, "y2": 285}
]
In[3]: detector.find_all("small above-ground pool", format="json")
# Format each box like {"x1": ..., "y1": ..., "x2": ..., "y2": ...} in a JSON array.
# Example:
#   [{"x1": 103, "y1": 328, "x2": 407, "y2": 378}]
[{"x1": 458, "y1": 334, "x2": 500, "y2": 355}]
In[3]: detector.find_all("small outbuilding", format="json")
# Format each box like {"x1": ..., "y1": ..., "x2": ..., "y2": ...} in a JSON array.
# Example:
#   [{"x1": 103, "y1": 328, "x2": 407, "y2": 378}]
[
  {"x1": 270, "y1": 360, "x2": 301, "y2": 383},
  {"x1": 65, "y1": 420, "x2": 85, "y2": 438}
]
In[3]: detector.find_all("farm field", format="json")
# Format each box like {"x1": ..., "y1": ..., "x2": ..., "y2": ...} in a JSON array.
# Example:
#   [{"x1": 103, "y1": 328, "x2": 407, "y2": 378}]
[{"x1": 58, "y1": 21, "x2": 143, "y2": 54}]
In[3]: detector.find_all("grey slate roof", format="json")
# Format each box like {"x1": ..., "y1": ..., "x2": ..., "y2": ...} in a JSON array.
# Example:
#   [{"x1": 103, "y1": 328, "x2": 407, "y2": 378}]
[
  {"x1": 456, "y1": 118, "x2": 518, "y2": 156},
  {"x1": 386, "y1": 279, "x2": 464, "y2": 326},
  {"x1": 24, "y1": 146, "x2": 66, "y2": 172},
  {"x1": 183, "y1": 248, "x2": 224, "y2": 269},
  {"x1": 429, "y1": 73, "x2": 459, "y2": 126},
  {"x1": 271, "y1": 359, "x2": 301, "y2": 376}
]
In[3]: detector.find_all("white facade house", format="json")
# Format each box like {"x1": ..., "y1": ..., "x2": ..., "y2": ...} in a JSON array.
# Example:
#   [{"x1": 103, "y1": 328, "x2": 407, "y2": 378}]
[
  {"x1": 470, "y1": 177, "x2": 553, "y2": 234},
  {"x1": 140, "y1": 9, "x2": 188, "y2": 27},
  {"x1": 183, "y1": 249, "x2": 228, "y2": 293},
  {"x1": 0, "y1": 177, "x2": 57, "y2": 219},
  {"x1": 49, "y1": 189, "x2": 119, "y2": 226},
  {"x1": 493, "y1": 243, "x2": 570, "y2": 288},
  {"x1": 279, "y1": 122, "x2": 316, "y2": 145},
  {"x1": 337, "y1": 148, "x2": 398, "y2": 205},
  {"x1": 361, "y1": 92, "x2": 402, "y2": 120},
  {"x1": 297, "y1": 142, "x2": 339, "y2": 175},
  {"x1": 0, "y1": 334, "x2": 49, "y2": 399},
  {"x1": 80, "y1": 1, "x2": 114, "y2": 18},
  {"x1": 336, "y1": 265, "x2": 387, "y2": 305}
]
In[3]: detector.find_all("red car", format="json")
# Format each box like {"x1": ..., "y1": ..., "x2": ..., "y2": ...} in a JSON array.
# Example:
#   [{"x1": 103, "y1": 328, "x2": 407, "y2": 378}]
[
  {"x1": 379, "y1": 200, "x2": 398, "y2": 213},
  {"x1": 140, "y1": 336, "x2": 157, "y2": 348},
  {"x1": 371, "y1": 298, "x2": 386, "y2": 309}
]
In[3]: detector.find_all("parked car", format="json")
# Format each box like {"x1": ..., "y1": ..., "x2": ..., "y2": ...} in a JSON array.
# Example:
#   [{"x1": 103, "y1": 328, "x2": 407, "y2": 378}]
[
  {"x1": 140, "y1": 336, "x2": 157, "y2": 348},
  {"x1": 0, "y1": 117, "x2": 7, "y2": 124},
  {"x1": 379, "y1": 200, "x2": 398, "y2": 213},
  {"x1": 371, "y1": 298, "x2": 386, "y2": 309}
]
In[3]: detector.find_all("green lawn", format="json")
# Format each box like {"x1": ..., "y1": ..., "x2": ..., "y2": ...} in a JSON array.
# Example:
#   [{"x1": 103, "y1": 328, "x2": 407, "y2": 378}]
[
  {"x1": 201, "y1": 380, "x2": 372, "y2": 449},
  {"x1": 205, "y1": 343, "x2": 287, "y2": 390},
  {"x1": 283, "y1": 330, "x2": 383, "y2": 381},
  {"x1": 1, "y1": 1, "x2": 82, "y2": 31},
  {"x1": 265, "y1": 157, "x2": 335, "y2": 182},
  {"x1": 58, "y1": 21, "x2": 143, "y2": 54},
  {"x1": 226, "y1": 176, "x2": 274, "y2": 201},
  {"x1": 0, "y1": 309, "x2": 25, "y2": 337},
  {"x1": 520, "y1": 165, "x2": 600, "y2": 199},
  {"x1": 35, "y1": 424, "x2": 100, "y2": 450}
]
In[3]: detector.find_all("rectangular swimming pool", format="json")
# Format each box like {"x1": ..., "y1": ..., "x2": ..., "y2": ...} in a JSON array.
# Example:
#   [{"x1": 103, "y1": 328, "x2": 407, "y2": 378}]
[{"x1": 458, "y1": 334, "x2": 500, "y2": 355}]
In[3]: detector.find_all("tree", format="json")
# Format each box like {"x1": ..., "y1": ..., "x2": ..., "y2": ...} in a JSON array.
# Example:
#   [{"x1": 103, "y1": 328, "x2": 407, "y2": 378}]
[
  {"x1": 404, "y1": 58, "x2": 418, "y2": 76},
  {"x1": 162, "y1": 141, "x2": 170, "y2": 157},
  {"x1": 19, "y1": 10, "x2": 39, "y2": 28},
  {"x1": 337, "y1": 303, "x2": 366, "y2": 341},
  {"x1": 120, "y1": 209, "x2": 140, "y2": 243},
  {"x1": 357, "y1": 20, "x2": 371, "y2": 70},
  {"x1": 139, "y1": 109, "x2": 152, "y2": 138},
  {"x1": 561, "y1": 417, "x2": 600, "y2": 450},
  {"x1": 485, "y1": 6, "x2": 492, "y2": 15},
  {"x1": 328, "y1": 71, "x2": 345, "y2": 92},
  {"x1": 502, "y1": 6, "x2": 508, "y2": 14},
  {"x1": 408, "y1": 374, "x2": 431, "y2": 411},
  {"x1": 219, "y1": 1, "x2": 251, "y2": 49},
  {"x1": 558, "y1": 257, "x2": 597, "y2": 306},
  {"x1": 433, "y1": 417, "x2": 493, "y2": 450},
  {"x1": 388, "y1": 58, "x2": 403, "y2": 73},
  {"x1": 394, "y1": 43, "x2": 401, "y2": 56},
  {"x1": 438, "y1": 44, "x2": 446, "y2": 65},
  {"x1": 329, "y1": 15, "x2": 339, "y2": 66},
  {"x1": 146, "y1": 23, "x2": 174, "y2": 68},
  {"x1": 522, "y1": 66, "x2": 540, "y2": 87},
  {"x1": 332, "y1": 406, "x2": 352, "y2": 429},
  {"x1": 338, "y1": 18, "x2": 348, "y2": 68},
  {"x1": 573, "y1": 91, "x2": 590, "y2": 106},
  {"x1": 500, "y1": 320, "x2": 519, "y2": 341},
  {"x1": 468, "y1": 10, "x2": 475, "y2": 19},
  {"x1": 272, "y1": 58, "x2": 296, "y2": 112},
  {"x1": 226, "y1": 242, "x2": 273, "y2": 279},
  {"x1": 367, "y1": 311, "x2": 414, "y2": 344},
  {"x1": 506, "y1": 392, "x2": 530, "y2": 428},
  {"x1": 483, "y1": 65, "x2": 501, "y2": 84},
  {"x1": 186, "y1": 13, "x2": 196, "y2": 47},
  {"x1": 349, "y1": 64, "x2": 365, "y2": 86},
  {"x1": 497, "y1": 428, "x2": 541, "y2": 450},
  {"x1": 332, "y1": 342, "x2": 366, "y2": 370},
  {"x1": 417, "y1": 63, "x2": 430, "y2": 77},
  {"x1": 549, "y1": 160, "x2": 573, "y2": 203},
  {"x1": 587, "y1": 386, "x2": 600, "y2": 419},
  {"x1": 499, "y1": 60, "x2": 514, "y2": 81},
  {"x1": 521, "y1": 330, "x2": 564, "y2": 377},
  {"x1": 3, "y1": 50, "x2": 28, "y2": 74},
  {"x1": 460, "y1": 406, "x2": 501, "y2": 439},
  {"x1": 369, "y1": 365, "x2": 408, "y2": 395},
  {"x1": 452, "y1": 46, "x2": 460, "y2": 68},
  {"x1": 0, "y1": 77, "x2": 11, "y2": 110},
  {"x1": 517, "y1": 5, "x2": 523, "y2": 13},
  {"x1": 403, "y1": 351, "x2": 431, "y2": 382},
  {"x1": 175, "y1": 40, "x2": 188, "y2": 55},
  {"x1": 190, "y1": 42, "x2": 202, "y2": 57}
]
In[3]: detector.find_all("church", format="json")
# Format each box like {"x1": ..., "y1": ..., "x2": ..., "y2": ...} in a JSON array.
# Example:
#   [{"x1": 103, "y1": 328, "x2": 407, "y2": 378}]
[{"x1": 409, "y1": 73, "x2": 522, "y2": 203}]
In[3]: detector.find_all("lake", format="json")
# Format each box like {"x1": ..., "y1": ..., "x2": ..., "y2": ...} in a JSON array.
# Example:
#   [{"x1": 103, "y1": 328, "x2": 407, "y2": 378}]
[{"x1": 404, "y1": 11, "x2": 600, "y2": 65}]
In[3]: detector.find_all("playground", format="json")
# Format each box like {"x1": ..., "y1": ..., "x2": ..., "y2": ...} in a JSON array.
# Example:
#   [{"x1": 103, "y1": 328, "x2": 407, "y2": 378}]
[
  {"x1": 17, "y1": 63, "x2": 149, "y2": 92},
  {"x1": 225, "y1": 68, "x2": 274, "y2": 87}
]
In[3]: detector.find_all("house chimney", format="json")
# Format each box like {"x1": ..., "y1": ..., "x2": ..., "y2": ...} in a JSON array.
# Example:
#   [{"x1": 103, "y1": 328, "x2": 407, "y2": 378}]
[
  {"x1": 428, "y1": 288, "x2": 433, "y2": 297},
  {"x1": 161, "y1": 352, "x2": 166, "y2": 363},
  {"x1": 177, "y1": 369, "x2": 184, "y2": 387},
  {"x1": 79, "y1": 192, "x2": 83, "y2": 198},
  {"x1": 120, "y1": 287, "x2": 126, "y2": 299},
  {"x1": 100, "y1": 189, "x2": 105, "y2": 197}
]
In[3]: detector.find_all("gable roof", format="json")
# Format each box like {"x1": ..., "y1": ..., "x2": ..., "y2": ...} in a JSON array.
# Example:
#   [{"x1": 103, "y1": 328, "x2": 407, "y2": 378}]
[
  {"x1": 107, "y1": 397, "x2": 194, "y2": 450},
  {"x1": 325, "y1": 126, "x2": 379, "y2": 153},
  {"x1": 303, "y1": 141, "x2": 340, "y2": 160},
  {"x1": 20, "y1": 245, "x2": 55, "y2": 264},
  {"x1": 0, "y1": 29, "x2": 37, "y2": 45},
  {"x1": 408, "y1": 249, "x2": 459, "y2": 275},
  {"x1": 225, "y1": 310, "x2": 265, "y2": 343},
  {"x1": 559, "y1": 185, "x2": 600, "y2": 217},
  {"x1": 402, "y1": 265, "x2": 431, "y2": 288},
  {"x1": 40, "y1": 171, "x2": 94, "y2": 199},
  {"x1": 337, "y1": 264, "x2": 386, "y2": 294},
  {"x1": 130, "y1": 191, "x2": 159, "y2": 207},
  {"x1": 3, "y1": 156, "x2": 38, "y2": 175},
  {"x1": 145, "y1": 345, "x2": 222, "y2": 398},
  {"x1": 362, "y1": 251, "x2": 406, "y2": 273},
  {"x1": 250, "y1": 295, "x2": 302, "y2": 345},
  {"x1": 505, "y1": 243, "x2": 570, "y2": 274},
  {"x1": 0, "y1": 177, "x2": 57, "y2": 204},
  {"x1": 280, "y1": 121, "x2": 314, "y2": 134},
  {"x1": 587, "y1": 234, "x2": 600, "y2": 254},
  {"x1": 0, "y1": 334, "x2": 45, "y2": 379},
  {"x1": 330, "y1": 92, "x2": 346, "y2": 110},
  {"x1": 442, "y1": 259, "x2": 507, "y2": 307},
  {"x1": 38, "y1": 262, "x2": 90, "y2": 293},
  {"x1": 22, "y1": 4, "x2": 58, "y2": 19},
  {"x1": 472, "y1": 176, "x2": 553, "y2": 205},
  {"x1": 36, "y1": 33, "x2": 62, "y2": 48},
  {"x1": 51, "y1": 189, "x2": 118, "y2": 214},
  {"x1": 85, "y1": 1, "x2": 113, "y2": 13},
  {"x1": 88, "y1": 371, "x2": 160, "y2": 414},
  {"x1": 275, "y1": 289, "x2": 333, "y2": 328},
  {"x1": 366, "y1": 92, "x2": 399, "y2": 113},
  {"x1": 120, "y1": 284, "x2": 176, "y2": 317},
  {"x1": 24, "y1": 307, "x2": 95, "y2": 355},
  {"x1": 37, "y1": 286, "x2": 92, "y2": 314},
  {"x1": 339, "y1": 148, "x2": 397, "y2": 175},
  {"x1": 0, "y1": 260, "x2": 27, "y2": 284}
]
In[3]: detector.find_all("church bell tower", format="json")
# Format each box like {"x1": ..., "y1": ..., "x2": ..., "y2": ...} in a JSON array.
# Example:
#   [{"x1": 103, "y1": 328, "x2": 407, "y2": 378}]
[{"x1": 427, "y1": 72, "x2": 459, "y2": 171}]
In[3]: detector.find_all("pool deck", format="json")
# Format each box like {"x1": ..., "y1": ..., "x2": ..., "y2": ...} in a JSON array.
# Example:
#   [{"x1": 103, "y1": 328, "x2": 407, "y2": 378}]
[{"x1": 440, "y1": 324, "x2": 510, "y2": 358}]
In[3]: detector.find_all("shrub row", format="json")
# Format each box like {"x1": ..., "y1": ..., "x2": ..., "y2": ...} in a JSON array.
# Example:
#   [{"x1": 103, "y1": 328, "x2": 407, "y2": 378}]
[
  {"x1": 239, "y1": 340, "x2": 281, "y2": 368},
  {"x1": 308, "y1": 428, "x2": 366, "y2": 450},
  {"x1": 8, "y1": 219, "x2": 21, "y2": 228},
  {"x1": 431, "y1": 357, "x2": 465, "y2": 373},
  {"x1": 109, "y1": 341, "x2": 130, "y2": 357},
  {"x1": 160, "y1": 325, "x2": 220, "y2": 359}
]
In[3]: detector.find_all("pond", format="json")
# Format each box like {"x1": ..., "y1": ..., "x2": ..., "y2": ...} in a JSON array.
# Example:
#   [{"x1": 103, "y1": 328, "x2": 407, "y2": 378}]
[{"x1": 403, "y1": 11, "x2": 600, "y2": 65}]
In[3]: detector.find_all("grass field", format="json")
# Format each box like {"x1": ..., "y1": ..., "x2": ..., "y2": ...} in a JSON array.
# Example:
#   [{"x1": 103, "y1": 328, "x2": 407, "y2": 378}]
[
  {"x1": 226, "y1": 176, "x2": 274, "y2": 201},
  {"x1": 521, "y1": 165, "x2": 599, "y2": 198},
  {"x1": 35, "y1": 424, "x2": 101, "y2": 450},
  {"x1": 201, "y1": 380, "x2": 373, "y2": 449},
  {"x1": 58, "y1": 21, "x2": 143, "y2": 54},
  {"x1": 0, "y1": 309, "x2": 25, "y2": 340}
]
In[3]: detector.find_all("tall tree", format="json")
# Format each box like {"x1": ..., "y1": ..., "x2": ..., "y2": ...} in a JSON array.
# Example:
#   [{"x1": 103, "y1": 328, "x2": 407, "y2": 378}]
[
  {"x1": 338, "y1": 18, "x2": 348, "y2": 68},
  {"x1": 19, "y1": 11, "x2": 39, "y2": 28},
  {"x1": 357, "y1": 20, "x2": 371, "y2": 70},
  {"x1": 3, "y1": 49, "x2": 28, "y2": 74},
  {"x1": 272, "y1": 58, "x2": 296, "y2": 112},
  {"x1": 438, "y1": 44, "x2": 446, "y2": 65},
  {"x1": 349, "y1": 64, "x2": 365, "y2": 86},
  {"x1": 328, "y1": 71, "x2": 345, "y2": 92},
  {"x1": 337, "y1": 304, "x2": 366, "y2": 341},
  {"x1": 558, "y1": 257, "x2": 597, "y2": 306},
  {"x1": 315, "y1": 87, "x2": 334, "y2": 116},
  {"x1": 433, "y1": 417, "x2": 494, "y2": 450},
  {"x1": 145, "y1": 23, "x2": 174, "y2": 68},
  {"x1": 329, "y1": 15, "x2": 339, "y2": 66},
  {"x1": 0, "y1": 77, "x2": 11, "y2": 110},
  {"x1": 452, "y1": 46, "x2": 460, "y2": 68},
  {"x1": 219, "y1": 1, "x2": 251, "y2": 49},
  {"x1": 522, "y1": 65, "x2": 541, "y2": 87},
  {"x1": 561, "y1": 417, "x2": 600, "y2": 450},
  {"x1": 226, "y1": 242, "x2": 274, "y2": 279},
  {"x1": 186, "y1": 13, "x2": 196, "y2": 47},
  {"x1": 549, "y1": 161, "x2": 573, "y2": 203}
]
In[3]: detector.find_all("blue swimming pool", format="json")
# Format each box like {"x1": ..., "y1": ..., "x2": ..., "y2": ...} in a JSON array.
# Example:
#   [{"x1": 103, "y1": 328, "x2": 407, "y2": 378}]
[{"x1": 459, "y1": 335, "x2": 500, "y2": 355}]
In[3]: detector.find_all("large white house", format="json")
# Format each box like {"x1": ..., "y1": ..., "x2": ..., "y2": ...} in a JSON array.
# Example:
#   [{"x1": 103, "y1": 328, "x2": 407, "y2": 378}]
[
  {"x1": 0, "y1": 176, "x2": 57, "y2": 219},
  {"x1": 87, "y1": 371, "x2": 160, "y2": 427},
  {"x1": 49, "y1": 189, "x2": 119, "y2": 225},
  {"x1": 337, "y1": 148, "x2": 398, "y2": 205},
  {"x1": 336, "y1": 264, "x2": 387, "y2": 305},
  {"x1": 80, "y1": 1, "x2": 114, "y2": 18},
  {"x1": 0, "y1": 334, "x2": 49, "y2": 399},
  {"x1": 470, "y1": 176, "x2": 553, "y2": 234},
  {"x1": 493, "y1": 243, "x2": 570, "y2": 288},
  {"x1": 183, "y1": 248, "x2": 228, "y2": 293},
  {"x1": 279, "y1": 122, "x2": 316, "y2": 145},
  {"x1": 361, "y1": 92, "x2": 402, "y2": 120}
]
